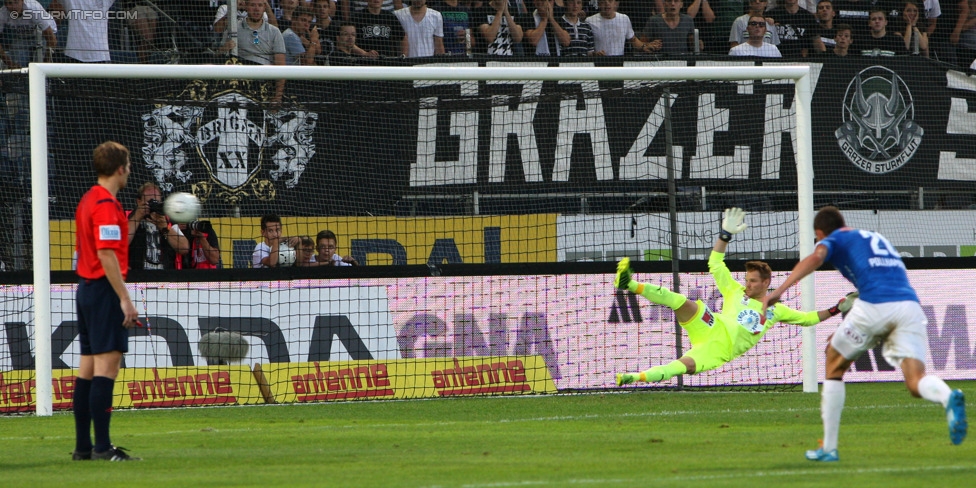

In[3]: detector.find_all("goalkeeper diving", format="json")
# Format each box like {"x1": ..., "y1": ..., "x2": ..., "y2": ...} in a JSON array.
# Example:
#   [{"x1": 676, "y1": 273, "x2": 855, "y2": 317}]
[{"x1": 615, "y1": 208, "x2": 858, "y2": 385}]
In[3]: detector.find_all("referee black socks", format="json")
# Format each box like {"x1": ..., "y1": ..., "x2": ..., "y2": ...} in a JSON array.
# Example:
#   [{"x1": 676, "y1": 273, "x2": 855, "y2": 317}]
[
  {"x1": 73, "y1": 377, "x2": 93, "y2": 453},
  {"x1": 90, "y1": 376, "x2": 116, "y2": 453}
]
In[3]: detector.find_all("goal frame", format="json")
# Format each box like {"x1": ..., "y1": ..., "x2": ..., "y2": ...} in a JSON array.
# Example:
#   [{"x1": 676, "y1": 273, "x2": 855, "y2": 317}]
[{"x1": 28, "y1": 63, "x2": 817, "y2": 416}]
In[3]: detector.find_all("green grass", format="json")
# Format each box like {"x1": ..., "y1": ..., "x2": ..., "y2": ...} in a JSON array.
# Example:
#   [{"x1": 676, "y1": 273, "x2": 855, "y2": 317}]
[{"x1": 3, "y1": 381, "x2": 975, "y2": 487}]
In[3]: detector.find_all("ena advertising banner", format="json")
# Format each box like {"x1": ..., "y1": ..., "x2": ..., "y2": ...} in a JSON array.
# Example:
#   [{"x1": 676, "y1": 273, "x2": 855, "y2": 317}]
[{"x1": 2, "y1": 270, "x2": 975, "y2": 398}]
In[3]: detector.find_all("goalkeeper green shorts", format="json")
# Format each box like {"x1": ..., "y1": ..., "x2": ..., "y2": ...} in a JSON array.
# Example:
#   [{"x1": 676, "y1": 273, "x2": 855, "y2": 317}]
[{"x1": 680, "y1": 300, "x2": 734, "y2": 374}]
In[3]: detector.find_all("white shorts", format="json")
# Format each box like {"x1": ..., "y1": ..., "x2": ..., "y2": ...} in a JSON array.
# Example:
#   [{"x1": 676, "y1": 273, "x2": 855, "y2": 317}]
[{"x1": 830, "y1": 300, "x2": 928, "y2": 367}]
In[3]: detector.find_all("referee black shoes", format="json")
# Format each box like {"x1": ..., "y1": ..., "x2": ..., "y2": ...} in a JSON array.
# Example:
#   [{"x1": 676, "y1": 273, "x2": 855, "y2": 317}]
[
  {"x1": 92, "y1": 445, "x2": 141, "y2": 461},
  {"x1": 71, "y1": 449, "x2": 91, "y2": 461}
]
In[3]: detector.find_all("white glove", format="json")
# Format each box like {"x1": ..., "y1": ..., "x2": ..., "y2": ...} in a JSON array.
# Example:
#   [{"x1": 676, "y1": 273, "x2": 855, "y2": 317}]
[
  {"x1": 837, "y1": 291, "x2": 859, "y2": 314},
  {"x1": 722, "y1": 207, "x2": 748, "y2": 235}
]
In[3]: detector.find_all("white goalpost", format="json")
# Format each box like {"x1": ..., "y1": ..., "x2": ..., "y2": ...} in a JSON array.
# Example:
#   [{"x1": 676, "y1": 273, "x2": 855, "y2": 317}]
[{"x1": 28, "y1": 63, "x2": 817, "y2": 416}]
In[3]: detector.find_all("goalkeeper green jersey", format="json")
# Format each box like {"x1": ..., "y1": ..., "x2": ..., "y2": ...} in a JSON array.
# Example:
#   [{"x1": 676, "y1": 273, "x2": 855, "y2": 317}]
[{"x1": 707, "y1": 251, "x2": 820, "y2": 359}]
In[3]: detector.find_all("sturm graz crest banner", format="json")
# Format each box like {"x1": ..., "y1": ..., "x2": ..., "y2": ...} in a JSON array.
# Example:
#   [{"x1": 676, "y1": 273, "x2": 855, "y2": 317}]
[
  {"x1": 835, "y1": 66, "x2": 923, "y2": 174},
  {"x1": 811, "y1": 56, "x2": 971, "y2": 192}
]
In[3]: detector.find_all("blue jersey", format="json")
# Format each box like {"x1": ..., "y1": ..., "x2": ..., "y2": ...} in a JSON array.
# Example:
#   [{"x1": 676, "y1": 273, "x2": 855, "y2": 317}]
[{"x1": 818, "y1": 228, "x2": 919, "y2": 304}]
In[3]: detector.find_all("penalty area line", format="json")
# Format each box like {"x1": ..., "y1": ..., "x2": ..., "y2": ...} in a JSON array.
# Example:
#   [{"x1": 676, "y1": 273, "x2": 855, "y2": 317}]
[{"x1": 455, "y1": 464, "x2": 976, "y2": 487}]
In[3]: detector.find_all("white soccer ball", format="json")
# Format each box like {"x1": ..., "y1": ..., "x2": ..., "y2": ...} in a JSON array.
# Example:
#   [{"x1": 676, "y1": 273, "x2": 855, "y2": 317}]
[
  {"x1": 278, "y1": 244, "x2": 296, "y2": 267},
  {"x1": 163, "y1": 192, "x2": 201, "y2": 224}
]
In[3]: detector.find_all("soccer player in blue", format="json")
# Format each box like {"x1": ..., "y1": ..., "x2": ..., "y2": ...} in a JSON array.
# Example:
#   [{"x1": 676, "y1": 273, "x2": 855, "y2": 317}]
[
  {"x1": 764, "y1": 206, "x2": 967, "y2": 462},
  {"x1": 614, "y1": 208, "x2": 854, "y2": 387}
]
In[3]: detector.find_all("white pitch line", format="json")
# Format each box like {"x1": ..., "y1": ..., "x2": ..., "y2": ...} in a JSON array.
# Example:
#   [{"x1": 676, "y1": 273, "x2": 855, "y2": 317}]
[{"x1": 453, "y1": 465, "x2": 976, "y2": 488}]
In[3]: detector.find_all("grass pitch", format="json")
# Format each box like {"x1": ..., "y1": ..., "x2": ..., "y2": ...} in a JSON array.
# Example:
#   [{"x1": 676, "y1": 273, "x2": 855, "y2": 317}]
[{"x1": 3, "y1": 381, "x2": 974, "y2": 487}]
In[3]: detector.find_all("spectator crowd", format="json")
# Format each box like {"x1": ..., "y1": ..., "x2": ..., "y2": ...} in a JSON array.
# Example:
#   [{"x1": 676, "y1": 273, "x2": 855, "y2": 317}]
[
  {"x1": 3, "y1": 0, "x2": 972, "y2": 272},
  {"x1": 1, "y1": 0, "x2": 974, "y2": 68}
]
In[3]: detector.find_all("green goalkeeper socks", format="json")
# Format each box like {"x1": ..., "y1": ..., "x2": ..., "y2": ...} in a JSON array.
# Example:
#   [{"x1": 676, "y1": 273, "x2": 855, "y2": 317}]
[
  {"x1": 617, "y1": 360, "x2": 689, "y2": 385},
  {"x1": 618, "y1": 360, "x2": 689, "y2": 385},
  {"x1": 629, "y1": 281, "x2": 687, "y2": 311},
  {"x1": 640, "y1": 360, "x2": 689, "y2": 382}
]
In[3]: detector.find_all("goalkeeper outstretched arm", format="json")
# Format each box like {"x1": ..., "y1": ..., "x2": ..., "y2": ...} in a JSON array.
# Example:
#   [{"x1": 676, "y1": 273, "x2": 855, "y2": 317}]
[
  {"x1": 790, "y1": 291, "x2": 859, "y2": 325},
  {"x1": 714, "y1": 207, "x2": 747, "y2": 253},
  {"x1": 716, "y1": 207, "x2": 855, "y2": 323}
]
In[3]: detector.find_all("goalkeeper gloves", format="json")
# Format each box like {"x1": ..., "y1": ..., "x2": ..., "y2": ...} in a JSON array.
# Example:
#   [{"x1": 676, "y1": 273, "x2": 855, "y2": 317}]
[
  {"x1": 720, "y1": 207, "x2": 748, "y2": 242},
  {"x1": 828, "y1": 291, "x2": 859, "y2": 317}
]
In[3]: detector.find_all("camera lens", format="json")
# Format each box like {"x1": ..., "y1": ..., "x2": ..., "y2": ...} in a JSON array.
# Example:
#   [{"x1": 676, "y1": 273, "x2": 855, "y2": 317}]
[{"x1": 190, "y1": 220, "x2": 212, "y2": 233}]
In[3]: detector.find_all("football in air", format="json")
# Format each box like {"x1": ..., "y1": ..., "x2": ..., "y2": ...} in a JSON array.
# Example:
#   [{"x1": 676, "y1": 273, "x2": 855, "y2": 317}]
[
  {"x1": 278, "y1": 244, "x2": 296, "y2": 267},
  {"x1": 163, "y1": 192, "x2": 201, "y2": 224}
]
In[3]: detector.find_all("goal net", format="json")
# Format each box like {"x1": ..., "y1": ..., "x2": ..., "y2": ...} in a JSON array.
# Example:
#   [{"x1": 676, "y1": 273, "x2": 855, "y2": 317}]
[{"x1": 2, "y1": 62, "x2": 819, "y2": 415}]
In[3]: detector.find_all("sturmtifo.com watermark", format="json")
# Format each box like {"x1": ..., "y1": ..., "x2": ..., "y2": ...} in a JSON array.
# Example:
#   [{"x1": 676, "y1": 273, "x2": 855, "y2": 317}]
[{"x1": 8, "y1": 10, "x2": 140, "y2": 21}]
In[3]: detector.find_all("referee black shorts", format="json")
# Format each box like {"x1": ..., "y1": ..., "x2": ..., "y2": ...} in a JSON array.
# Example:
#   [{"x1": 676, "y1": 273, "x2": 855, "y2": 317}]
[{"x1": 77, "y1": 278, "x2": 129, "y2": 355}]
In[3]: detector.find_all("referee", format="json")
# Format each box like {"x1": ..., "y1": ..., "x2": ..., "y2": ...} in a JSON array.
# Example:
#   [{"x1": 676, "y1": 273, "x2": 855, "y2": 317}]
[{"x1": 72, "y1": 141, "x2": 141, "y2": 462}]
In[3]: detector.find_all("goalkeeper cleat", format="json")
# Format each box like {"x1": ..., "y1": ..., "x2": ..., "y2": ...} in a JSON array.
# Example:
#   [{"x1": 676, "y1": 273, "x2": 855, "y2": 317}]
[
  {"x1": 805, "y1": 447, "x2": 839, "y2": 462},
  {"x1": 71, "y1": 449, "x2": 92, "y2": 461},
  {"x1": 616, "y1": 373, "x2": 637, "y2": 386},
  {"x1": 614, "y1": 258, "x2": 632, "y2": 290},
  {"x1": 947, "y1": 389, "x2": 967, "y2": 445},
  {"x1": 92, "y1": 446, "x2": 141, "y2": 462}
]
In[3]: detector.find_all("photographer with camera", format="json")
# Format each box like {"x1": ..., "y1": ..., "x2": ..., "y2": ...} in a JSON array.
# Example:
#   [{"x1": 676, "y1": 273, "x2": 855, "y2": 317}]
[
  {"x1": 178, "y1": 219, "x2": 220, "y2": 269},
  {"x1": 127, "y1": 182, "x2": 189, "y2": 270}
]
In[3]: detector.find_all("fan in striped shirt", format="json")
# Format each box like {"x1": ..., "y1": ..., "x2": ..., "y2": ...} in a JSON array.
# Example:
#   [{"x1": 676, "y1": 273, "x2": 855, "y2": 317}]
[{"x1": 559, "y1": 0, "x2": 594, "y2": 55}]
